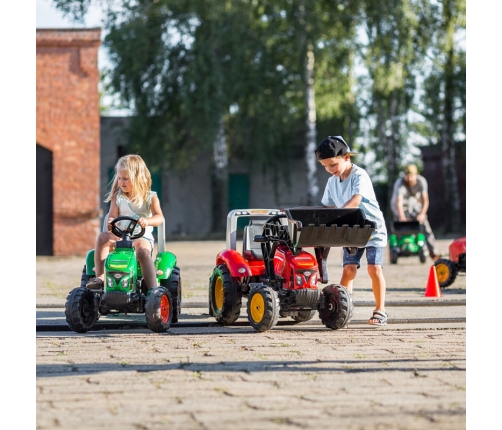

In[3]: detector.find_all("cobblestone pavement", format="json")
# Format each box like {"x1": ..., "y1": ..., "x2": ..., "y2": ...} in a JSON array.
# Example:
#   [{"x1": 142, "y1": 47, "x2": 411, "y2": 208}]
[{"x1": 36, "y1": 239, "x2": 466, "y2": 429}]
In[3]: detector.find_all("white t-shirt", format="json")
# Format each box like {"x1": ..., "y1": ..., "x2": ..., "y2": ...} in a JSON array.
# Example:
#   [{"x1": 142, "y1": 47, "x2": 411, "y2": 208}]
[
  {"x1": 115, "y1": 191, "x2": 156, "y2": 243},
  {"x1": 321, "y1": 164, "x2": 387, "y2": 247}
]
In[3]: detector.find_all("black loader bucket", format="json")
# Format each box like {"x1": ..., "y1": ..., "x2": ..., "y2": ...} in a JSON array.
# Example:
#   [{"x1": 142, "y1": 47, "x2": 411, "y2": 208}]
[{"x1": 283, "y1": 207, "x2": 376, "y2": 248}]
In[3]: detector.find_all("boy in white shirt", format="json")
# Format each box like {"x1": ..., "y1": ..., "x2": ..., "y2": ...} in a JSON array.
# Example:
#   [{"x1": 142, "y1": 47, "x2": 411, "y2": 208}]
[{"x1": 316, "y1": 136, "x2": 388, "y2": 326}]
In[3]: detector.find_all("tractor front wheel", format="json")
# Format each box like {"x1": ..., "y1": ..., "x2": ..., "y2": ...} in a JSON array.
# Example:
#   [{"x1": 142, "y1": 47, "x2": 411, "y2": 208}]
[
  {"x1": 65, "y1": 287, "x2": 98, "y2": 333},
  {"x1": 247, "y1": 285, "x2": 280, "y2": 332},
  {"x1": 319, "y1": 284, "x2": 352, "y2": 330},
  {"x1": 434, "y1": 258, "x2": 458, "y2": 288},
  {"x1": 209, "y1": 264, "x2": 242, "y2": 324},
  {"x1": 145, "y1": 287, "x2": 172, "y2": 332}
]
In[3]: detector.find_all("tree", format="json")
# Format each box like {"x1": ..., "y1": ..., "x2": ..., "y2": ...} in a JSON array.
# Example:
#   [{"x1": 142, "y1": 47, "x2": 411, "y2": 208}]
[
  {"x1": 420, "y1": 0, "x2": 465, "y2": 233},
  {"x1": 358, "y1": 0, "x2": 436, "y2": 212}
]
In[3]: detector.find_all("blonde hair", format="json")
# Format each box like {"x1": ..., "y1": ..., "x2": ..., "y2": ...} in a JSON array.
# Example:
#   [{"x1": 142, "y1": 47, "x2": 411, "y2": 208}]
[{"x1": 105, "y1": 154, "x2": 152, "y2": 206}]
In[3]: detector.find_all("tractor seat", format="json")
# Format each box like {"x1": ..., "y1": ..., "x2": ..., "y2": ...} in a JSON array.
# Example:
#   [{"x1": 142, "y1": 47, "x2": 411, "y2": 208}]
[{"x1": 242, "y1": 220, "x2": 265, "y2": 261}]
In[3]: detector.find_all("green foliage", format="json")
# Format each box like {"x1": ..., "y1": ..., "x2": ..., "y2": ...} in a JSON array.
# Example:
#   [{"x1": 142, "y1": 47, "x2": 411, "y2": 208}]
[{"x1": 50, "y1": 0, "x2": 465, "y2": 185}]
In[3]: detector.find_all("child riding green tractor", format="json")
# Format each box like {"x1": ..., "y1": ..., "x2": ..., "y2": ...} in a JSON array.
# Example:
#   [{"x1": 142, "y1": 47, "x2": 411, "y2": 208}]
[{"x1": 65, "y1": 216, "x2": 181, "y2": 333}]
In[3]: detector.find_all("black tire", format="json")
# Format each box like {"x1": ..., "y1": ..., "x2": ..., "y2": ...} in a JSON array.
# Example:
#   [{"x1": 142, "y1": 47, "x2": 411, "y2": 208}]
[
  {"x1": 161, "y1": 266, "x2": 182, "y2": 323},
  {"x1": 80, "y1": 265, "x2": 91, "y2": 288},
  {"x1": 145, "y1": 287, "x2": 172, "y2": 332},
  {"x1": 434, "y1": 258, "x2": 458, "y2": 288},
  {"x1": 292, "y1": 310, "x2": 317, "y2": 323},
  {"x1": 418, "y1": 248, "x2": 427, "y2": 264},
  {"x1": 65, "y1": 287, "x2": 98, "y2": 333},
  {"x1": 247, "y1": 285, "x2": 280, "y2": 332},
  {"x1": 390, "y1": 249, "x2": 398, "y2": 264},
  {"x1": 209, "y1": 264, "x2": 242, "y2": 324},
  {"x1": 319, "y1": 284, "x2": 352, "y2": 330}
]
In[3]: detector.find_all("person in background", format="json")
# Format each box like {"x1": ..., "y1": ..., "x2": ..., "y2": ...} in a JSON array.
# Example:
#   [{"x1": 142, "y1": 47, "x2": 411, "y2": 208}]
[{"x1": 391, "y1": 164, "x2": 440, "y2": 260}]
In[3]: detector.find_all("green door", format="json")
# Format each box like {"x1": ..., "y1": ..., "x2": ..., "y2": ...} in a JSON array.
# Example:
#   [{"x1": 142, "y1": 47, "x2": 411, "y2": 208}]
[{"x1": 228, "y1": 173, "x2": 250, "y2": 230}]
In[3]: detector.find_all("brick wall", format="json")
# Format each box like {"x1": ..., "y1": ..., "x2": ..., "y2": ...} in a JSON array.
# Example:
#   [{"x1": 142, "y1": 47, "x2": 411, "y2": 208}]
[{"x1": 36, "y1": 29, "x2": 102, "y2": 256}]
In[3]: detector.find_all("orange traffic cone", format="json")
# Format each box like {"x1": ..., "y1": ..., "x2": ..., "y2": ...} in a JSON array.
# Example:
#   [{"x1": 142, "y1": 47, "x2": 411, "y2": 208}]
[{"x1": 424, "y1": 265, "x2": 442, "y2": 297}]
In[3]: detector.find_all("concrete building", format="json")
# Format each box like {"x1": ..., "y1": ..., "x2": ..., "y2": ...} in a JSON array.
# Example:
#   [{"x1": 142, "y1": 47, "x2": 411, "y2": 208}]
[{"x1": 100, "y1": 117, "x2": 328, "y2": 239}]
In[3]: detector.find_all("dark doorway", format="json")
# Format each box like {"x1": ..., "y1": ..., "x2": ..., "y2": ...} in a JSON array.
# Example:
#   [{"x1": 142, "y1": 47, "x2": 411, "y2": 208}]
[
  {"x1": 37, "y1": 144, "x2": 53, "y2": 255},
  {"x1": 228, "y1": 173, "x2": 250, "y2": 231}
]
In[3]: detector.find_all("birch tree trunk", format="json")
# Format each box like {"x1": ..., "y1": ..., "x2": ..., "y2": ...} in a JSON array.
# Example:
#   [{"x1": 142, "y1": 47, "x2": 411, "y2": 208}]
[
  {"x1": 211, "y1": 117, "x2": 228, "y2": 232},
  {"x1": 440, "y1": 0, "x2": 462, "y2": 233},
  {"x1": 304, "y1": 46, "x2": 319, "y2": 205},
  {"x1": 441, "y1": 46, "x2": 461, "y2": 233},
  {"x1": 299, "y1": 1, "x2": 319, "y2": 205}
]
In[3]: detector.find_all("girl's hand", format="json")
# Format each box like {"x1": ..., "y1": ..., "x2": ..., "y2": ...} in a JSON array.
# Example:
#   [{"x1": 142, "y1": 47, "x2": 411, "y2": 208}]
[
  {"x1": 107, "y1": 218, "x2": 114, "y2": 232},
  {"x1": 137, "y1": 217, "x2": 149, "y2": 228}
]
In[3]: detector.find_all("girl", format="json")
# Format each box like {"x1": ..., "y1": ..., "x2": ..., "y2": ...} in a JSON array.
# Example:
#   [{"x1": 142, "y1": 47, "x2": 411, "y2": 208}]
[{"x1": 86, "y1": 154, "x2": 164, "y2": 291}]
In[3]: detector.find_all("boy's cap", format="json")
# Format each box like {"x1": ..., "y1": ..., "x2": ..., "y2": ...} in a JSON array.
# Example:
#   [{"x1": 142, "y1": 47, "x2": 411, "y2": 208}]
[
  {"x1": 404, "y1": 164, "x2": 418, "y2": 174},
  {"x1": 315, "y1": 136, "x2": 359, "y2": 159}
]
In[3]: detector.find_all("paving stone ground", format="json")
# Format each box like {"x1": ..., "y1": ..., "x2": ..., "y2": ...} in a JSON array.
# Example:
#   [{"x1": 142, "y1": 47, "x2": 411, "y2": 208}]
[{"x1": 36, "y1": 239, "x2": 467, "y2": 430}]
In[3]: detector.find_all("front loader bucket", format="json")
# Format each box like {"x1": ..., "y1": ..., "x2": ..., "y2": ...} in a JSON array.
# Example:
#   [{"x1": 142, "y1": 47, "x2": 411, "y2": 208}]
[{"x1": 283, "y1": 207, "x2": 376, "y2": 248}]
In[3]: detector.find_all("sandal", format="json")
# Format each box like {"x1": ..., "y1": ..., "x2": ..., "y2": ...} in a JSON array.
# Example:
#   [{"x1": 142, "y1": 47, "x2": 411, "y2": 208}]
[
  {"x1": 86, "y1": 277, "x2": 104, "y2": 289},
  {"x1": 368, "y1": 310, "x2": 388, "y2": 326}
]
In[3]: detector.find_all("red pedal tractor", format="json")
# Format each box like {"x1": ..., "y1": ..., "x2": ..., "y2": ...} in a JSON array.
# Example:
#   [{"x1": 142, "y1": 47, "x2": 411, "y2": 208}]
[
  {"x1": 208, "y1": 207, "x2": 376, "y2": 332},
  {"x1": 433, "y1": 237, "x2": 466, "y2": 288}
]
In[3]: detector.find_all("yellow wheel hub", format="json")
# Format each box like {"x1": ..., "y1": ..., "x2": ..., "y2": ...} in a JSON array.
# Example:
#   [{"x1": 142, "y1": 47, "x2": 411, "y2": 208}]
[
  {"x1": 214, "y1": 277, "x2": 224, "y2": 310},
  {"x1": 435, "y1": 264, "x2": 450, "y2": 284},
  {"x1": 250, "y1": 293, "x2": 265, "y2": 322}
]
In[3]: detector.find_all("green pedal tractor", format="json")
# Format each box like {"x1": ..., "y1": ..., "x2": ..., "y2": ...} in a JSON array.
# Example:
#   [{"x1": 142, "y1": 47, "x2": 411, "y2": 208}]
[
  {"x1": 388, "y1": 220, "x2": 428, "y2": 264},
  {"x1": 65, "y1": 216, "x2": 182, "y2": 333}
]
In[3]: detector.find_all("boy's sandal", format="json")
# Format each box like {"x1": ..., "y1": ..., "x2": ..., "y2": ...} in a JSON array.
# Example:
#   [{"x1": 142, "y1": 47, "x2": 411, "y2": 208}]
[
  {"x1": 86, "y1": 277, "x2": 104, "y2": 289},
  {"x1": 368, "y1": 310, "x2": 388, "y2": 326}
]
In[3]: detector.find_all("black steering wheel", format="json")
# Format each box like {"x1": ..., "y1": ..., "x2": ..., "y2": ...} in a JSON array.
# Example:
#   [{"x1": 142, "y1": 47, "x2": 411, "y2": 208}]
[{"x1": 110, "y1": 216, "x2": 146, "y2": 240}]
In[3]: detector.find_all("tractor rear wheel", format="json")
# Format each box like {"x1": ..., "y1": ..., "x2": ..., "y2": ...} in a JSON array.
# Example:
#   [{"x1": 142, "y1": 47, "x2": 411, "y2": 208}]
[
  {"x1": 434, "y1": 258, "x2": 458, "y2": 288},
  {"x1": 80, "y1": 265, "x2": 91, "y2": 288},
  {"x1": 209, "y1": 264, "x2": 242, "y2": 324},
  {"x1": 390, "y1": 248, "x2": 398, "y2": 264},
  {"x1": 292, "y1": 310, "x2": 317, "y2": 323},
  {"x1": 319, "y1": 284, "x2": 352, "y2": 330},
  {"x1": 418, "y1": 248, "x2": 427, "y2": 264},
  {"x1": 247, "y1": 285, "x2": 280, "y2": 332},
  {"x1": 65, "y1": 287, "x2": 98, "y2": 333},
  {"x1": 145, "y1": 287, "x2": 172, "y2": 332},
  {"x1": 162, "y1": 266, "x2": 182, "y2": 323}
]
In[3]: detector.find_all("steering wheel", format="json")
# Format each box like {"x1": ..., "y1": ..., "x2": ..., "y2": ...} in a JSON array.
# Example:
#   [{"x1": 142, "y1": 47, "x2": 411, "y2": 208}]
[{"x1": 110, "y1": 216, "x2": 146, "y2": 240}]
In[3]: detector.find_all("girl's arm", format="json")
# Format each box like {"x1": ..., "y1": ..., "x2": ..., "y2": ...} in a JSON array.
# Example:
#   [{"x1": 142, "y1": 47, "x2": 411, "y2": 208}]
[
  {"x1": 106, "y1": 194, "x2": 119, "y2": 232},
  {"x1": 137, "y1": 194, "x2": 164, "y2": 228}
]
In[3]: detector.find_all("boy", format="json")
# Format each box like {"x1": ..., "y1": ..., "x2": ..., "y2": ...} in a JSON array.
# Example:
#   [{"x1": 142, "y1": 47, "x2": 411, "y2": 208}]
[{"x1": 315, "y1": 136, "x2": 388, "y2": 326}]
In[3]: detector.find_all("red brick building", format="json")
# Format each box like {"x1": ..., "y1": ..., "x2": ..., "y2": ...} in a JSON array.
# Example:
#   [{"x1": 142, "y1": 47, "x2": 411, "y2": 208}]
[{"x1": 36, "y1": 28, "x2": 102, "y2": 256}]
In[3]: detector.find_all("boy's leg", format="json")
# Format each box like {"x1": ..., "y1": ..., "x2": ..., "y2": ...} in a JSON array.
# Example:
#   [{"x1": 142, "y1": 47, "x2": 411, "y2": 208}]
[
  {"x1": 365, "y1": 247, "x2": 387, "y2": 323},
  {"x1": 340, "y1": 248, "x2": 364, "y2": 293},
  {"x1": 135, "y1": 238, "x2": 157, "y2": 290}
]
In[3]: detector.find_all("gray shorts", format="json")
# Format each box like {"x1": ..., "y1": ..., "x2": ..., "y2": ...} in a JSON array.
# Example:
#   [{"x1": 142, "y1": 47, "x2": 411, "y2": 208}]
[{"x1": 343, "y1": 246, "x2": 384, "y2": 269}]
